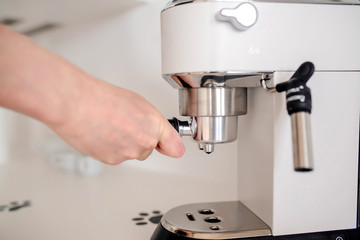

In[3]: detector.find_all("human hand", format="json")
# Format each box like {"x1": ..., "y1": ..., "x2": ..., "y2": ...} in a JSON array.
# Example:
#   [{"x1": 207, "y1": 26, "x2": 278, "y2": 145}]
[{"x1": 49, "y1": 77, "x2": 185, "y2": 165}]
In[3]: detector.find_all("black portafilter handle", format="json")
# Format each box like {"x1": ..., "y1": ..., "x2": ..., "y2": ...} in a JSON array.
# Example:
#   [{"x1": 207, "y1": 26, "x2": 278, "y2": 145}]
[
  {"x1": 276, "y1": 62, "x2": 315, "y2": 172},
  {"x1": 168, "y1": 117, "x2": 180, "y2": 133}
]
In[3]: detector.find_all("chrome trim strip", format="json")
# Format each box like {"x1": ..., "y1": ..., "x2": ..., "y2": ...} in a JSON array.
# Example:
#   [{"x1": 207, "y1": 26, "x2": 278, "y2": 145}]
[{"x1": 162, "y1": 71, "x2": 274, "y2": 89}]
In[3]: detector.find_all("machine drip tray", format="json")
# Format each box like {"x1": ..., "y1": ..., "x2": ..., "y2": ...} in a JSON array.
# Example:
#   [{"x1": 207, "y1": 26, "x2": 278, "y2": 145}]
[
  {"x1": 150, "y1": 201, "x2": 360, "y2": 240},
  {"x1": 153, "y1": 201, "x2": 271, "y2": 239}
]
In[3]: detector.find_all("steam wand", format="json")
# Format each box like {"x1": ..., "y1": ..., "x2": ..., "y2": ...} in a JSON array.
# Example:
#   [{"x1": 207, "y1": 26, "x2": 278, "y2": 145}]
[{"x1": 275, "y1": 62, "x2": 315, "y2": 172}]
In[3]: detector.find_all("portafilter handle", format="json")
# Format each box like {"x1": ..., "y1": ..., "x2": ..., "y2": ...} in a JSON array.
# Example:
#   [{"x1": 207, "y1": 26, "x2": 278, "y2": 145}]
[
  {"x1": 168, "y1": 117, "x2": 193, "y2": 137},
  {"x1": 276, "y1": 62, "x2": 315, "y2": 172}
]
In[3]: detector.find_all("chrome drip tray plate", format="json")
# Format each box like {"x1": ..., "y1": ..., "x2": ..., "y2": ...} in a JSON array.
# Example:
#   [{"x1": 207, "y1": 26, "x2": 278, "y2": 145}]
[{"x1": 160, "y1": 201, "x2": 271, "y2": 239}]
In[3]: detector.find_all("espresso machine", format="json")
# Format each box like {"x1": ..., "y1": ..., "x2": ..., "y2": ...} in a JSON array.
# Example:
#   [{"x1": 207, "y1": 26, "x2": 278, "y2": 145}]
[{"x1": 151, "y1": 0, "x2": 360, "y2": 239}]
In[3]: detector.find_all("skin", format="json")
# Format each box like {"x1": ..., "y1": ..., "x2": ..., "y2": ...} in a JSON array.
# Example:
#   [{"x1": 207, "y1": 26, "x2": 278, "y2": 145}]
[{"x1": 0, "y1": 24, "x2": 185, "y2": 164}]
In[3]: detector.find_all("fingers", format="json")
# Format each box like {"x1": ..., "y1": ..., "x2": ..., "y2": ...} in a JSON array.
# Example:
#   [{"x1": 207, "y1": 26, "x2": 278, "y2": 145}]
[{"x1": 156, "y1": 119, "x2": 185, "y2": 158}]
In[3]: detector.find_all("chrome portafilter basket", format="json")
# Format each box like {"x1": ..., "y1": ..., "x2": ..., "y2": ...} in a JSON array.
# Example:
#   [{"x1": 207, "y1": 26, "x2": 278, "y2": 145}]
[{"x1": 169, "y1": 87, "x2": 247, "y2": 153}]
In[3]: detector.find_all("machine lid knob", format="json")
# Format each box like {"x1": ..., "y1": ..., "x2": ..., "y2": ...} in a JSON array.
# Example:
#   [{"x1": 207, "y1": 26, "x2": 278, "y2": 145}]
[{"x1": 216, "y1": 2, "x2": 258, "y2": 31}]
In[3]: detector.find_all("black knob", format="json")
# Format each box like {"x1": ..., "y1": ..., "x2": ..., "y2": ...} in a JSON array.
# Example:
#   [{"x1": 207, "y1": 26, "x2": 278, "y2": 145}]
[{"x1": 276, "y1": 62, "x2": 315, "y2": 115}]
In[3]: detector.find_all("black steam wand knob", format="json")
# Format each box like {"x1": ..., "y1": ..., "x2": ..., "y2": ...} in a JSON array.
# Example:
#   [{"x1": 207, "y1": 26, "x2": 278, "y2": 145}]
[{"x1": 276, "y1": 62, "x2": 315, "y2": 172}]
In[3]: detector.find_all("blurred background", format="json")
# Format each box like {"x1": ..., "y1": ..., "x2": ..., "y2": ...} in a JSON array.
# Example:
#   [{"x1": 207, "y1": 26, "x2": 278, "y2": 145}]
[{"x1": 0, "y1": 0, "x2": 238, "y2": 239}]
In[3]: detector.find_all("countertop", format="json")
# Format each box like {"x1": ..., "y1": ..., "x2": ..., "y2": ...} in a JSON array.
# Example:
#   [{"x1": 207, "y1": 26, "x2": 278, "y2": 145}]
[{"x1": 0, "y1": 156, "x2": 236, "y2": 240}]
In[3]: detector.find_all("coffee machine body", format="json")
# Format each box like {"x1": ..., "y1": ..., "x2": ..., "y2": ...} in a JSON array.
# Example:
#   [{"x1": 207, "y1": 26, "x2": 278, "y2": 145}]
[{"x1": 152, "y1": 0, "x2": 360, "y2": 239}]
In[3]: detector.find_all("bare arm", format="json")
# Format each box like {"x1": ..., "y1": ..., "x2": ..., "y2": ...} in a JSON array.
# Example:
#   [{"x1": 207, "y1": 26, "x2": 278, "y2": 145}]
[{"x1": 0, "y1": 24, "x2": 184, "y2": 164}]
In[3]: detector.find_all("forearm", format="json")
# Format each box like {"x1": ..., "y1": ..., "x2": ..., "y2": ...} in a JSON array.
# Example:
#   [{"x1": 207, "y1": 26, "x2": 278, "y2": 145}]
[
  {"x1": 0, "y1": 24, "x2": 87, "y2": 127},
  {"x1": 0, "y1": 24, "x2": 184, "y2": 163}
]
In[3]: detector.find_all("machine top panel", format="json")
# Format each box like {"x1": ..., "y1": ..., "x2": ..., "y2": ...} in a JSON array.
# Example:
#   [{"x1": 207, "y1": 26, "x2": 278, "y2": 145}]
[
  {"x1": 164, "y1": 0, "x2": 360, "y2": 10},
  {"x1": 161, "y1": 0, "x2": 360, "y2": 73}
]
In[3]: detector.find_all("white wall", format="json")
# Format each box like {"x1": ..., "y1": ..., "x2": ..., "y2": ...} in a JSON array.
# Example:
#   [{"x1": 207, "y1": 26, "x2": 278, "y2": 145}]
[{"x1": 0, "y1": 109, "x2": 8, "y2": 164}]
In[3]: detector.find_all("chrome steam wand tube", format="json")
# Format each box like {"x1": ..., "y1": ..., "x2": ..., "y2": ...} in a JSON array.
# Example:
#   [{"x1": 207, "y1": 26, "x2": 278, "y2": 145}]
[
  {"x1": 291, "y1": 112, "x2": 313, "y2": 171},
  {"x1": 276, "y1": 62, "x2": 315, "y2": 172}
]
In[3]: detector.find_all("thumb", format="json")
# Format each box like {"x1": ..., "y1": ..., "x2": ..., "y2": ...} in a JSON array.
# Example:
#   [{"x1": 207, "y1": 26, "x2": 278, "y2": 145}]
[{"x1": 156, "y1": 119, "x2": 185, "y2": 158}]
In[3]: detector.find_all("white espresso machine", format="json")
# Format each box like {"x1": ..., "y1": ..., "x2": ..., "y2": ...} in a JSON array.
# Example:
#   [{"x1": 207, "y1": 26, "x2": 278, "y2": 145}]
[{"x1": 151, "y1": 0, "x2": 360, "y2": 239}]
